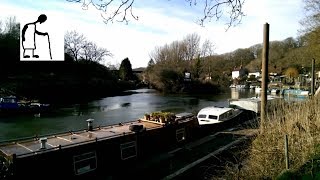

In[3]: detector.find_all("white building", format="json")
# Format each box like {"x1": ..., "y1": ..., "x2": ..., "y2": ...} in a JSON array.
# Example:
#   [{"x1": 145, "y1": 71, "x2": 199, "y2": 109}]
[{"x1": 232, "y1": 70, "x2": 240, "y2": 79}]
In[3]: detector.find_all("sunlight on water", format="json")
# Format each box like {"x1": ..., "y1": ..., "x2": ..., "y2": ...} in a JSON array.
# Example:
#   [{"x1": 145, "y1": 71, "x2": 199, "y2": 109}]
[{"x1": 0, "y1": 88, "x2": 256, "y2": 141}]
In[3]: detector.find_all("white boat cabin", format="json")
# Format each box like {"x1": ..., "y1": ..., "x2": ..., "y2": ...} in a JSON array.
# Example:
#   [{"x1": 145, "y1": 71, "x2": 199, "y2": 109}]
[{"x1": 197, "y1": 106, "x2": 242, "y2": 125}]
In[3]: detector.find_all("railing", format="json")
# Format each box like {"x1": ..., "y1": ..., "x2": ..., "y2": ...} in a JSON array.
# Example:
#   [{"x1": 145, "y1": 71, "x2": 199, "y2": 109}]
[{"x1": 2, "y1": 120, "x2": 164, "y2": 158}]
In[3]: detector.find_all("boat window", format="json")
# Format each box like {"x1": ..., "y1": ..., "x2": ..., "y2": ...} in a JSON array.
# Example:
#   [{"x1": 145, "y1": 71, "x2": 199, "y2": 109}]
[
  {"x1": 176, "y1": 128, "x2": 185, "y2": 142},
  {"x1": 73, "y1": 151, "x2": 97, "y2": 175},
  {"x1": 208, "y1": 115, "x2": 217, "y2": 119},
  {"x1": 198, "y1": 114, "x2": 206, "y2": 118},
  {"x1": 120, "y1": 141, "x2": 137, "y2": 160}
]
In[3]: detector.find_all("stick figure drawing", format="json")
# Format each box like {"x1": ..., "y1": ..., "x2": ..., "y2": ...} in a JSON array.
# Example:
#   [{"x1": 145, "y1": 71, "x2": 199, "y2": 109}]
[{"x1": 22, "y1": 14, "x2": 52, "y2": 59}]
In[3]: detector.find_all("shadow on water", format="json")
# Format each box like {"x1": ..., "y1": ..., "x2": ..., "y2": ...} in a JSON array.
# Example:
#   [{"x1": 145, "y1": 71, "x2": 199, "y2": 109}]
[{"x1": 121, "y1": 102, "x2": 131, "y2": 107}]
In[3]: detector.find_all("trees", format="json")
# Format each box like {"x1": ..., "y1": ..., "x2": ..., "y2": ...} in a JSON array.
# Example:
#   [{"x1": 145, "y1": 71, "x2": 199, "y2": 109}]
[
  {"x1": 184, "y1": 33, "x2": 200, "y2": 61},
  {"x1": 301, "y1": 0, "x2": 320, "y2": 33},
  {"x1": 0, "y1": 17, "x2": 20, "y2": 67},
  {"x1": 119, "y1": 57, "x2": 133, "y2": 80},
  {"x1": 201, "y1": 39, "x2": 215, "y2": 57},
  {"x1": 150, "y1": 33, "x2": 213, "y2": 63},
  {"x1": 300, "y1": 0, "x2": 320, "y2": 48},
  {"x1": 285, "y1": 67, "x2": 299, "y2": 83},
  {"x1": 147, "y1": 59, "x2": 155, "y2": 67},
  {"x1": 66, "y1": 0, "x2": 245, "y2": 28},
  {"x1": 64, "y1": 30, "x2": 112, "y2": 61}
]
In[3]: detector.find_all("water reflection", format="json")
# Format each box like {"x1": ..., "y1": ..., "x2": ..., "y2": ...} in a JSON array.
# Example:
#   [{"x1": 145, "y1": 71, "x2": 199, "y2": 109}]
[
  {"x1": 230, "y1": 88, "x2": 256, "y2": 99},
  {"x1": 0, "y1": 88, "x2": 256, "y2": 141}
]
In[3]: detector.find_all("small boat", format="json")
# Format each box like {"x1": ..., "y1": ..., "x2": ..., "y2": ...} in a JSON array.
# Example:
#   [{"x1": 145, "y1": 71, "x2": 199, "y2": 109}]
[
  {"x1": 197, "y1": 106, "x2": 242, "y2": 125},
  {"x1": 236, "y1": 84, "x2": 249, "y2": 89},
  {"x1": 229, "y1": 84, "x2": 236, "y2": 88},
  {"x1": 270, "y1": 88, "x2": 280, "y2": 95},
  {"x1": 228, "y1": 96, "x2": 281, "y2": 114},
  {"x1": 249, "y1": 85, "x2": 256, "y2": 89},
  {"x1": 0, "y1": 96, "x2": 51, "y2": 115},
  {"x1": 255, "y1": 87, "x2": 262, "y2": 93},
  {"x1": 281, "y1": 89, "x2": 309, "y2": 98},
  {"x1": 0, "y1": 96, "x2": 19, "y2": 110}
]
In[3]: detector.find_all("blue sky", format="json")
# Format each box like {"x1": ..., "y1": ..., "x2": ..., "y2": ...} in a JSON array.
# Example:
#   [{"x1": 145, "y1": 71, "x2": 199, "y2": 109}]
[{"x1": 1, "y1": 0, "x2": 304, "y2": 68}]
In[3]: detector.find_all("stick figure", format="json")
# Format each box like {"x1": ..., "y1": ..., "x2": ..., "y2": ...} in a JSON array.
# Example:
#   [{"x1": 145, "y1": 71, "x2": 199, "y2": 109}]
[{"x1": 22, "y1": 14, "x2": 48, "y2": 58}]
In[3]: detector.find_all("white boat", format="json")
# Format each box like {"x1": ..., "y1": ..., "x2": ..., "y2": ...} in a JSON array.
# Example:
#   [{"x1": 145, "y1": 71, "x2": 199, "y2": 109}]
[
  {"x1": 249, "y1": 85, "x2": 256, "y2": 89},
  {"x1": 270, "y1": 88, "x2": 280, "y2": 95},
  {"x1": 236, "y1": 84, "x2": 249, "y2": 89},
  {"x1": 197, "y1": 106, "x2": 242, "y2": 125},
  {"x1": 228, "y1": 96, "x2": 281, "y2": 114},
  {"x1": 255, "y1": 87, "x2": 262, "y2": 93}
]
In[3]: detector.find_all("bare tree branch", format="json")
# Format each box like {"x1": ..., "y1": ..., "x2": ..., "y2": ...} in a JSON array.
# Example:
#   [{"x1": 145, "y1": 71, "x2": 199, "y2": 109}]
[
  {"x1": 67, "y1": 0, "x2": 138, "y2": 24},
  {"x1": 66, "y1": 0, "x2": 245, "y2": 28},
  {"x1": 65, "y1": 30, "x2": 112, "y2": 62},
  {"x1": 65, "y1": 30, "x2": 86, "y2": 61},
  {"x1": 201, "y1": 39, "x2": 215, "y2": 57},
  {"x1": 300, "y1": 0, "x2": 320, "y2": 33}
]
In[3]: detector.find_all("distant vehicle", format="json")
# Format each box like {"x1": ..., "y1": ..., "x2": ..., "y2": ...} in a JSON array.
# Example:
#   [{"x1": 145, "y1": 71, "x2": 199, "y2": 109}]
[{"x1": 197, "y1": 106, "x2": 242, "y2": 125}]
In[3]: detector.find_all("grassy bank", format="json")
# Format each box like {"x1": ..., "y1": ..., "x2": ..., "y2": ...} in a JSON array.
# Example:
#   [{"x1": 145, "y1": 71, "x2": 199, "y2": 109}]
[{"x1": 222, "y1": 97, "x2": 320, "y2": 179}]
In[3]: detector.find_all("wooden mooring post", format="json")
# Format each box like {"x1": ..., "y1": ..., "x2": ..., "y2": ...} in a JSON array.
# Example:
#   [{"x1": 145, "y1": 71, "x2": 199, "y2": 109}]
[
  {"x1": 311, "y1": 58, "x2": 315, "y2": 96},
  {"x1": 261, "y1": 23, "x2": 269, "y2": 130},
  {"x1": 285, "y1": 134, "x2": 289, "y2": 169}
]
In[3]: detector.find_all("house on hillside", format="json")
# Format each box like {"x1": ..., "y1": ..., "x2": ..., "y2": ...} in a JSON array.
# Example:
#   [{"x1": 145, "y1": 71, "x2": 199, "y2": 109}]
[{"x1": 231, "y1": 66, "x2": 248, "y2": 79}]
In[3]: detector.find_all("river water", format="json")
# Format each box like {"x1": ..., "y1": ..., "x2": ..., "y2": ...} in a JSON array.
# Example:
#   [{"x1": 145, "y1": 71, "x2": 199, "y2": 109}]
[{"x1": 0, "y1": 88, "x2": 256, "y2": 141}]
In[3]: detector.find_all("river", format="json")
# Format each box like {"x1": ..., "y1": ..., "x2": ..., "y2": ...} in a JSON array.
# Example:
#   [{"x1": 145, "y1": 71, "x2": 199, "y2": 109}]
[{"x1": 0, "y1": 88, "x2": 256, "y2": 141}]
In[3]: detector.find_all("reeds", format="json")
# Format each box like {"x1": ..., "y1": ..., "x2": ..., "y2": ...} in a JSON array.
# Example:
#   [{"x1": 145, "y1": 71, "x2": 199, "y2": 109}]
[{"x1": 224, "y1": 97, "x2": 320, "y2": 179}]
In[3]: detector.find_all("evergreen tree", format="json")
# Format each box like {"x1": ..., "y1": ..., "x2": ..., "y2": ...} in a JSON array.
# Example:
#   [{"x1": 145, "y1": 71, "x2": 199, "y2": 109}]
[{"x1": 119, "y1": 57, "x2": 133, "y2": 80}]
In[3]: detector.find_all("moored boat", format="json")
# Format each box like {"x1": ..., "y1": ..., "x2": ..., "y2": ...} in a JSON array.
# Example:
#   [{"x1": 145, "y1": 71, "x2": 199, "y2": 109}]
[
  {"x1": 228, "y1": 96, "x2": 281, "y2": 114},
  {"x1": 255, "y1": 87, "x2": 262, "y2": 93},
  {"x1": 281, "y1": 89, "x2": 309, "y2": 98},
  {"x1": 0, "y1": 96, "x2": 51, "y2": 115},
  {"x1": 0, "y1": 112, "x2": 198, "y2": 179},
  {"x1": 197, "y1": 106, "x2": 242, "y2": 125}
]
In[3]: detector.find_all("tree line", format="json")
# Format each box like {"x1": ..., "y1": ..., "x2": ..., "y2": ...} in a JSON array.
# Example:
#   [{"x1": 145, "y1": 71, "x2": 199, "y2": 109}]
[
  {"x1": 143, "y1": 25, "x2": 320, "y2": 93},
  {"x1": 0, "y1": 17, "x2": 137, "y2": 104}
]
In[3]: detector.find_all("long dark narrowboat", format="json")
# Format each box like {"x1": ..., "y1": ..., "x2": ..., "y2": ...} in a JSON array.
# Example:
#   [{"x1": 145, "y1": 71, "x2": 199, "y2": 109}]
[{"x1": 0, "y1": 113, "x2": 198, "y2": 179}]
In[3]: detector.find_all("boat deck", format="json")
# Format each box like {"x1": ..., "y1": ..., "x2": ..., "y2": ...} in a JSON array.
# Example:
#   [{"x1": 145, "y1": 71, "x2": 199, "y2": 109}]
[{"x1": 0, "y1": 119, "x2": 166, "y2": 158}]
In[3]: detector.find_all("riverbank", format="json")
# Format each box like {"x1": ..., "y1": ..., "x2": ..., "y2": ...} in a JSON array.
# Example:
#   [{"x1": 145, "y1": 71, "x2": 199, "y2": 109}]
[
  {"x1": 218, "y1": 96, "x2": 320, "y2": 179},
  {"x1": 0, "y1": 88, "x2": 256, "y2": 141}
]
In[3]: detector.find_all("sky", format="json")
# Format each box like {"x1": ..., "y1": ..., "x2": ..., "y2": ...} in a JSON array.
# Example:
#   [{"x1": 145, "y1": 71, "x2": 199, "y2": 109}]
[{"x1": 0, "y1": 0, "x2": 305, "y2": 68}]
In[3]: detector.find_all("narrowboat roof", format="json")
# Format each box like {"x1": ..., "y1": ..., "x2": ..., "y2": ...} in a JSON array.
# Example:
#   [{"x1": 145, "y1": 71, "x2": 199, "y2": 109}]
[
  {"x1": 0, "y1": 117, "x2": 194, "y2": 158},
  {"x1": 197, "y1": 106, "x2": 233, "y2": 116}
]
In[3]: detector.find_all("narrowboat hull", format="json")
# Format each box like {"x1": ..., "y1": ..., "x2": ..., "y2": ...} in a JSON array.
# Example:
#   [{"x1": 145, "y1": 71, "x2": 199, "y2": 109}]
[{"x1": 0, "y1": 115, "x2": 198, "y2": 179}]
